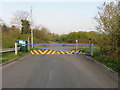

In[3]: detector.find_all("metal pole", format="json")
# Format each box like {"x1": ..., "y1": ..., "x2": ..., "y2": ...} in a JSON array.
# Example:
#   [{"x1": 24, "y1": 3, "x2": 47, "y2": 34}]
[
  {"x1": 31, "y1": 6, "x2": 33, "y2": 48},
  {"x1": 15, "y1": 43, "x2": 17, "y2": 55},
  {"x1": 89, "y1": 43, "x2": 93, "y2": 56},
  {"x1": 31, "y1": 29, "x2": 33, "y2": 48}
]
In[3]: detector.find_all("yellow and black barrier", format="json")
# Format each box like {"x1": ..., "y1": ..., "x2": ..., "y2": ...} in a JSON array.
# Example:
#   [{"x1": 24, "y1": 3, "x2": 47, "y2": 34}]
[{"x1": 30, "y1": 49, "x2": 82, "y2": 55}]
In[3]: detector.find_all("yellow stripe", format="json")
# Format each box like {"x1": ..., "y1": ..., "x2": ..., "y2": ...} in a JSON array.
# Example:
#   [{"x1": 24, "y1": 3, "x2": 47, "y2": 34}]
[
  {"x1": 76, "y1": 50, "x2": 79, "y2": 53},
  {"x1": 33, "y1": 50, "x2": 39, "y2": 54},
  {"x1": 71, "y1": 50, "x2": 76, "y2": 54},
  {"x1": 41, "y1": 50, "x2": 48, "y2": 54},
  {"x1": 72, "y1": 50, "x2": 75, "y2": 52},
  {"x1": 80, "y1": 50, "x2": 82, "y2": 53},
  {"x1": 60, "y1": 51, "x2": 65, "y2": 54},
  {"x1": 46, "y1": 50, "x2": 53, "y2": 54},
  {"x1": 30, "y1": 51, "x2": 35, "y2": 54},
  {"x1": 51, "y1": 51, "x2": 56, "y2": 54},
  {"x1": 57, "y1": 51, "x2": 61, "y2": 54},
  {"x1": 66, "y1": 52, "x2": 73, "y2": 54},
  {"x1": 38, "y1": 50, "x2": 44, "y2": 54}
]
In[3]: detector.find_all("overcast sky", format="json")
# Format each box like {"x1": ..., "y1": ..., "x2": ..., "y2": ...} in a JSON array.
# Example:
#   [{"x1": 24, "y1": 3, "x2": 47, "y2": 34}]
[{"x1": 0, "y1": 1, "x2": 106, "y2": 34}]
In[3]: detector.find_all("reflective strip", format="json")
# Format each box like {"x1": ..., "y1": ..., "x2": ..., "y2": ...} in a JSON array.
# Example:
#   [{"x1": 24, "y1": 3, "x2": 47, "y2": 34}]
[
  {"x1": 33, "y1": 50, "x2": 39, "y2": 54},
  {"x1": 80, "y1": 50, "x2": 82, "y2": 53},
  {"x1": 51, "y1": 51, "x2": 56, "y2": 54},
  {"x1": 66, "y1": 52, "x2": 73, "y2": 54},
  {"x1": 30, "y1": 49, "x2": 83, "y2": 55},
  {"x1": 57, "y1": 51, "x2": 61, "y2": 54},
  {"x1": 38, "y1": 50, "x2": 44, "y2": 54},
  {"x1": 72, "y1": 50, "x2": 75, "y2": 52},
  {"x1": 46, "y1": 50, "x2": 53, "y2": 54},
  {"x1": 42, "y1": 50, "x2": 48, "y2": 54},
  {"x1": 60, "y1": 51, "x2": 65, "y2": 54}
]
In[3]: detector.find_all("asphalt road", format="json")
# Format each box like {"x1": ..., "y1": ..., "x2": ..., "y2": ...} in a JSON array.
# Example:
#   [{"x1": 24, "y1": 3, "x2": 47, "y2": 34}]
[{"x1": 2, "y1": 54, "x2": 118, "y2": 88}]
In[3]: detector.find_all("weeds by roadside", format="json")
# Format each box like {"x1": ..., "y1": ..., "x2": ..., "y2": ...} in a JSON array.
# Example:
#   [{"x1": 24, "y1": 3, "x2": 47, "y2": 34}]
[{"x1": 0, "y1": 51, "x2": 27, "y2": 64}]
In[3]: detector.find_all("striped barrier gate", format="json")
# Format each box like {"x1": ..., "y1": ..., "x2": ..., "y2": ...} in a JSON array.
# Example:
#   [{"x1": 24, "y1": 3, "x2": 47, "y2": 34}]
[
  {"x1": 30, "y1": 49, "x2": 82, "y2": 55},
  {"x1": 21, "y1": 43, "x2": 93, "y2": 55}
]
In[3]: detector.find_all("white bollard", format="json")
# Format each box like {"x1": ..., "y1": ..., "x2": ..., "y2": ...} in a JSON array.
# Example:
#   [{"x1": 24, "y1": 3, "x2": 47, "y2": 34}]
[
  {"x1": 76, "y1": 40, "x2": 78, "y2": 50},
  {"x1": 15, "y1": 43, "x2": 17, "y2": 55}
]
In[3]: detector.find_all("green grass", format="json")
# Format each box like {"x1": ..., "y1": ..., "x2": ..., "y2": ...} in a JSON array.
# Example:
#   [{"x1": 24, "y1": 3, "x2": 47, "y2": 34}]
[
  {"x1": 0, "y1": 51, "x2": 27, "y2": 64},
  {"x1": 91, "y1": 48, "x2": 120, "y2": 75},
  {"x1": 76, "y1": 47, "x2": 120, "y2": 74}
]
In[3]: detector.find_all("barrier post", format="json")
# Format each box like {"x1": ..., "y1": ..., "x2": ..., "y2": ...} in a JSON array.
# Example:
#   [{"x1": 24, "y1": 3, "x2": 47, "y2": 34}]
[
  {"x1": 76, "y1": 40, "x2": 78, "y2": 50},
  {"x1": 89, "y1": 43, "x2": 93, "y2": 56},
  {"x1": 28, "y1": 37, "x2": 30, "y2": 51},
  {"x1": 15, "y1": 43, "x2": 17, "y2": 55}
]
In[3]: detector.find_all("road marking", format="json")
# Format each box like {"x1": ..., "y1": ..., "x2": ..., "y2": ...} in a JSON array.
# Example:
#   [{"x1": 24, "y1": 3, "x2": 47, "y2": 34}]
[{"x1": 47, "y1": 70, "x2": 54, "y2": 87}]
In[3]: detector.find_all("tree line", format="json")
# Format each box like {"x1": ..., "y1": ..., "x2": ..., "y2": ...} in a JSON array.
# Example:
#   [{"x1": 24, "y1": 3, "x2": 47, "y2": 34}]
[
  {"x1": 1, "y1": 24, "x2": 58, "y2": 48},
  {"x1": 56, "y1": 31, "x2": 100, "y2": 45}
]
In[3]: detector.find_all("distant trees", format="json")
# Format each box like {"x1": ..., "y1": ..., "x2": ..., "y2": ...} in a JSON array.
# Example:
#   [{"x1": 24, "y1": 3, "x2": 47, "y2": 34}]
[
  {"x1": 56, "y1": 31, "x2": 100, "y2": 45},
  {"x1": 2, "y1": 24, "x2": 9, "y2": 33},
  {"x1": 2, "y1": 25, "x2": 21, "y2": 48},
  {"x1": 95, "y1": 1, "x2": 120, "y2": 60},
  {"x1": 33, "y1": 27, "x2": 58, "y2": 43}
]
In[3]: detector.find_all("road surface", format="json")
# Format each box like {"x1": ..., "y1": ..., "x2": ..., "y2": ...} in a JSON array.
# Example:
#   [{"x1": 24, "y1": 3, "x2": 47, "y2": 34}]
[{"x1": 2, "y1": 54, "x2": 118, "y2": 88}]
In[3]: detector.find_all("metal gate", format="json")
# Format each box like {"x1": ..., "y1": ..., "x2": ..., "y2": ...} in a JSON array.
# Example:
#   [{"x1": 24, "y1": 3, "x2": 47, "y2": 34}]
[{"x1": 21, "y1": 43, "x2": 93, "y2": 55}]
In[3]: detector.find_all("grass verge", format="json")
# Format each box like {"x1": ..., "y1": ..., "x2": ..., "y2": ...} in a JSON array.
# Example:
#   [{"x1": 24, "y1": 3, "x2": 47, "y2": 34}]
[
  {"x1": 0, "y1": 51, "x2": 27, "y2": 64},
  {"x1": 77, "y1": 47, "x2": 120, "y2": 75}
]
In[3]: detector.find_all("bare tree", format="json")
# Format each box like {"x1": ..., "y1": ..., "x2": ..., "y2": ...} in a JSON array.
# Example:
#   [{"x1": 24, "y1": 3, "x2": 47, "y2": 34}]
[{"x1": 11, "y1": 10, "x2": 31, "y2": 29}]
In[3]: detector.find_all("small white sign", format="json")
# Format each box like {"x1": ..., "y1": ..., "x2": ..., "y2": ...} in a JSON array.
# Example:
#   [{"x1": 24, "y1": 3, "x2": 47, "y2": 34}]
[
  {"x1": 19, "y1": 40, "x2": 24, "y2": 44},
  {"x1": 76, "y1": 40, "x2": 78, "y2": 43}
]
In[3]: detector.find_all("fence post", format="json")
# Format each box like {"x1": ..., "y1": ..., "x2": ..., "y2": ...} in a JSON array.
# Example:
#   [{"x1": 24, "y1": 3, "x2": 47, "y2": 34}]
[
  {"x1": 89, "y1": 43, "x2": 93, "y2": 56},
  {"x1": 15, "y1": 43, "x2": 17, "y2": 55}
]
